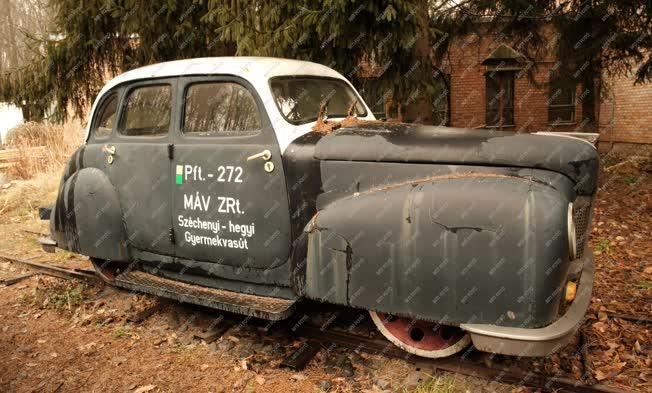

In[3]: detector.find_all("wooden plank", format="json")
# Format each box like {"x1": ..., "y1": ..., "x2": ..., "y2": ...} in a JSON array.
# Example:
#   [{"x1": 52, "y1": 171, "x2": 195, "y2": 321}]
[
  {"x1": 193, "y1": 321, "x2": 234, "y2": 343},
  {"x1": 127, "y1": 300, "x2": 166, "y2": 323},
  {"x1": 280, "y1": 340, "x2": 322, "y2": 370},
  {"x1": 0, "y1": 146, "x2": 46, "y2": 163}
]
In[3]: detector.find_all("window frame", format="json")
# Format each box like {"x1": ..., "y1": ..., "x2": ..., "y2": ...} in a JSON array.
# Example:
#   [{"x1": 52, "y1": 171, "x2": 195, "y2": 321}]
[
  {"x1": 89, "y1": 91, "x2": 120, "y2": 141},
  {"x1": 485, "y1": 71, "x2": 515, "y2": 129},
  {"x1": 117, "y1": 81, "x2": 174, "y2": 139},
  {"x1": 181, "y1": 80, "x2": 263, "y2": 138},
  {"x1": 174, "y1": 75, "x2": 275, "y2": 145},
  {"x1": 268, "y1": 75, "x2": 368, "y2": 126},
  {"x1": 548, "y1": 78, "x2": 576, "y2": 125}
]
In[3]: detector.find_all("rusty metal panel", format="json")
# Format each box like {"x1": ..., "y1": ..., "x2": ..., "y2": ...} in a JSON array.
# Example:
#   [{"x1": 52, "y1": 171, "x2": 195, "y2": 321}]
[{"x1": 303, "y1": 174, "x2": 572, "y2": 329}]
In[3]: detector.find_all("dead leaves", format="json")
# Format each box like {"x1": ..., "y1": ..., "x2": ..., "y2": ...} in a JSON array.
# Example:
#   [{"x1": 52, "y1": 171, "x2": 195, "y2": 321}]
[
  {"x1": 133, "y1": 385, "x2": 156, "y2": 393},
  {"x1": 595, "y1": 361, "x2": 626, "y2": 381},
  {"x1": 585, "y1": 316, "x2": 652, "y2": 388},
  {"x1": 311, "y1": 103, "x2": 386, "y2": 135}
]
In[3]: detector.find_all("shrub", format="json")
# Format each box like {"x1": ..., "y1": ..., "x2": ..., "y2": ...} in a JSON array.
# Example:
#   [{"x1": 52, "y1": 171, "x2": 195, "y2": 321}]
[{"x1": 4, "y1": 121, "x2": 83, "y2": 180}]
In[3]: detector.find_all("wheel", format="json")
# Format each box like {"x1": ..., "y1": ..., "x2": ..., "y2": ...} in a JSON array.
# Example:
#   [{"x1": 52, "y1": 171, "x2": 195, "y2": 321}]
[
  {"x1": 90, "y1": 258, "x2": 128, "y2": 282},
  {"x1": 369, "y1": 311, "x2": 470, "y2": 358}
]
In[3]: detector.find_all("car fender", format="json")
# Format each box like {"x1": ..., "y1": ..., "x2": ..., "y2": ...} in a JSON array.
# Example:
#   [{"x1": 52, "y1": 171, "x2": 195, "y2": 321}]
[
  {"x1": 302, "y1": 174, "x2": 572, "y2": 328},
  {"x1": 51, "y1": 165, "x2": 128, "y2": 262}
]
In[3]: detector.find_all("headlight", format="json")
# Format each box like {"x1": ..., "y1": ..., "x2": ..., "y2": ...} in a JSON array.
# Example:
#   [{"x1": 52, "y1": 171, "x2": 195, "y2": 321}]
[{"x1": 567, "y1": 202, "x2": 577, "y2": 260}]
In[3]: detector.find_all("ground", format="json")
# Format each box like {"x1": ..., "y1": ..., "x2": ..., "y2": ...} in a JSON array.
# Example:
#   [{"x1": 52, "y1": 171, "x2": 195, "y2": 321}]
[{"x1": 0, "y1": 144, "x2": 650, "y2": 393}]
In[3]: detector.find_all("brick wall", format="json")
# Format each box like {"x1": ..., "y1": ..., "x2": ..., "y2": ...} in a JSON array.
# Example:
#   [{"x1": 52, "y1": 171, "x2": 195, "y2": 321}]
[
  {"x1": 599, "y1": 73, "x2": 652, "y2": 144},
  {"x1": 445, "y1": 28, "x2": 585, "y2": 134}
]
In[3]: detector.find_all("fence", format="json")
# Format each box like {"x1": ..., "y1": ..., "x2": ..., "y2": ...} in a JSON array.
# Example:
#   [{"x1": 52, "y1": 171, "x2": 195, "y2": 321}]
[{"x1": 0, "y1": 146, "x2": 46, "y2": 169}]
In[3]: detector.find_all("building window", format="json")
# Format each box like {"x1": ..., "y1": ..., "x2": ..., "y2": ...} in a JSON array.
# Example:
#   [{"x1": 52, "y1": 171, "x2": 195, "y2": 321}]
[
  {"x1": 432, "y1": 71, "x2": 450, "y2": 126},
  {"x1": 548, "y1": 78, "x2": 576, "y2": 124},
  {"x1": 485, "y1": 71, "x2": 514, "y2": 127}
]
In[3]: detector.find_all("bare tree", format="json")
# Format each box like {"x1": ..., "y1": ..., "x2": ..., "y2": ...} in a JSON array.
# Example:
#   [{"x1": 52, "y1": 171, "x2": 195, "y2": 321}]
[{"x1": 0, "y1": 0, "x2": 52, "y2": 72}]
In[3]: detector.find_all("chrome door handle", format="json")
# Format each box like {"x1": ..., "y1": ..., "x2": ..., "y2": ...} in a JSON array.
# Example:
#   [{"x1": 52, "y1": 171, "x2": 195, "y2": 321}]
[
  {"x1": 246, "y1": 149, "x2": 271, "y2": 161},
  {"x1": 103, "y1": 145, "x2": 116, "y2": 155},
  {"x1": 103, "y1": 145, "x2": 116, "y2": 164}
]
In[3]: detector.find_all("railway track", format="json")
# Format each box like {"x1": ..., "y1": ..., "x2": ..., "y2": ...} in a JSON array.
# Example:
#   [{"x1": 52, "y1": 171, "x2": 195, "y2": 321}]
[
  {"x1": 0, "y1": 253, "x2": 100, "y2": 284},
  {"x1": 289, "y1": 325, "x2": 629, "y2": 393},
  {"x1": 0, "y1": 253, "x2": 638, "y2": 393}
]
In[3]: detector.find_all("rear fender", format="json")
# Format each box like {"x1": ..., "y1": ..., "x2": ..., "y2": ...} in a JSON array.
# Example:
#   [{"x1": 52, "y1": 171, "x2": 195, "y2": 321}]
[{"x1": 51, "y1": 166, "x2": 128, "y2": 262}]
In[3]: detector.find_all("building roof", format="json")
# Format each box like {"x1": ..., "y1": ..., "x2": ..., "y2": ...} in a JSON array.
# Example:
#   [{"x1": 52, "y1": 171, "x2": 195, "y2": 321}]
[{"x1": 482, "y1": 44, "x2": 527, "y2": 65}]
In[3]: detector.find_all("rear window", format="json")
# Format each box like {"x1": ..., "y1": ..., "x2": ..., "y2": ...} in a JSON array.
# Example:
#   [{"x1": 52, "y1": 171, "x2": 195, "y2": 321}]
[
  {"x1": 183, "y1": 82, "x2": 261, "y2": 136},
  {"x1": 93, "y1": 93, "x2": 118, "y2": 138},
  {"x1": 121, "y1": 85, "x2": 171, "y2": 136}
]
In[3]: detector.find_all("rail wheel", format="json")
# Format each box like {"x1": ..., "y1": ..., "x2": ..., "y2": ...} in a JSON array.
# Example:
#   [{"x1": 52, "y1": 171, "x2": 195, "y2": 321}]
[
  {"x1": 369, "y1": 311, "x2": 470, "y2": 358},
  {"x1": 90, "y1": 258, "x2": 127, "y2": 282}
]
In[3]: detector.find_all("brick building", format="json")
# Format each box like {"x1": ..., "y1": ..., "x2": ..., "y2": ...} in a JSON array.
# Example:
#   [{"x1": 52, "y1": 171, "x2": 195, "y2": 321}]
[
  {"x1": 368, "y1": 24, "x2": 652, "y2": 145},
  {"x1": 599, "y1": 72, "x2": 652, "y2": 145}
]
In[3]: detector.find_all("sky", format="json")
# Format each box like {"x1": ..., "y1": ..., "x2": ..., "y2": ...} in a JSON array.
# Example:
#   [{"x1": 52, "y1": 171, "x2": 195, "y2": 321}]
[{"x1": 0, "y1": 103, "x2": 24, "y2": 144}]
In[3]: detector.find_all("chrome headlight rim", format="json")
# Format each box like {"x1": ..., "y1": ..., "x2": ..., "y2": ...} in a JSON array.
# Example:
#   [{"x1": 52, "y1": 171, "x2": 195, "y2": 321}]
[{"x1": 567, "y1": 202, "x2": 578, "y2": 260}]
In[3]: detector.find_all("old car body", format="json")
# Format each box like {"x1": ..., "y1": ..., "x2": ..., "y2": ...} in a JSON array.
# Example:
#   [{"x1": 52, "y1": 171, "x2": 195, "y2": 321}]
[{"x1": 43, "y1": 57, "x2": 598, "y2": 358}]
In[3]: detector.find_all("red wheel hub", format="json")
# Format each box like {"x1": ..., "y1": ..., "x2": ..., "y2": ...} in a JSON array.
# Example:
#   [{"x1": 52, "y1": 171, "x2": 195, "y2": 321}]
[{"x1": 370, "y1": 311, "x2": 470, "y2": 358}]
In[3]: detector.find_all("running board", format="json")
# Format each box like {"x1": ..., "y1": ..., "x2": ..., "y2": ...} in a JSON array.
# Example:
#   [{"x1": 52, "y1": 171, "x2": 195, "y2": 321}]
[{"x1": 114, "y1": 270, "x2": 296, "y2": 321}]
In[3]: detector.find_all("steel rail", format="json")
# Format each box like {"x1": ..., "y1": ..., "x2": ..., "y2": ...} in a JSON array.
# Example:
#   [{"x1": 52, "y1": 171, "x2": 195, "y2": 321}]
[{"x1": 0, "y1": 253, "x2": 100, "y2": 284}]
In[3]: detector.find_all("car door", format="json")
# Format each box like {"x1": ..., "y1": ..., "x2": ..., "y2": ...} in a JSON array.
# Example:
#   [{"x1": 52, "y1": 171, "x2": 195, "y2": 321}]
[
  {"x1": 171, "y1": 75, "x2": 292, "y2": 272},
  {"x1": 104, "y1": 79, "x2": 176, "y2": 258}
]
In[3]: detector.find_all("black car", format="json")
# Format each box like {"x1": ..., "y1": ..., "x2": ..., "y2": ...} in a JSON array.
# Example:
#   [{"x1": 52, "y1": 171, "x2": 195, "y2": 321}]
[{"x1": 41, "y1": 57, "x2": 598, "y2": 358}]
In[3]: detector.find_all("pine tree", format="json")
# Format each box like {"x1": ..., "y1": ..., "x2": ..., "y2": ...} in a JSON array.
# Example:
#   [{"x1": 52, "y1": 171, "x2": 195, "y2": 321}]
[{"x1": 1, "y1": 1, "x2": 650, "y2": 123}]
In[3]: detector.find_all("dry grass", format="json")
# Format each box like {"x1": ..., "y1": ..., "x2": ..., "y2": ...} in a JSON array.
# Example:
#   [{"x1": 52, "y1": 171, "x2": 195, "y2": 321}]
[
  {"x1": 0, "y1": 170, "x2": 61, "y2": 218},
  {"x1": 0, "y1": 121, "x2": 82, "y2": 219},
  {"x1": 4, "y1": 121, "x2": 83, "y2": 180}
]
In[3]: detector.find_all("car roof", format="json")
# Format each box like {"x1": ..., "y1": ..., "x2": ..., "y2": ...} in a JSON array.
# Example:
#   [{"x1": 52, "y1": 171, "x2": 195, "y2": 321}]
[
  {"x1": 99, "y1": 56, "x2": 346, "y2": 94},
  {"x1": 86, "y1": 57, "x2": 374, "y2": 151}
]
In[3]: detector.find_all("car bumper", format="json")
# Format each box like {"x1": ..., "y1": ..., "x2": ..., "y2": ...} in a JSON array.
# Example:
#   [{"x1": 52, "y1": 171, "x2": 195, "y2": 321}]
[{"x1": 460, "y1": 253, "x2": 595, "y2": 357}]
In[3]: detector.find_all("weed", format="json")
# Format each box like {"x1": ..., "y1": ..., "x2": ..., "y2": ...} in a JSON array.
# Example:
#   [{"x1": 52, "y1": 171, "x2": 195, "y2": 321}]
[
  {"x1": 113, "y1": 325, "x2": 132, "y2": 339},
  {"x1": 623, "y1": 176, "x2": 638, "y2": 185},
  {"x1": 407, "y1": 374, "x2": 457, "y2": 393},
  {"x1": 24, "y1": 279, "x2": 89, "y2": 311},
  {"x1": 595, "y1": 238, "x2": 611, "y2": 253},
  {"x1": 53, "y1": 249, "x2": 76, "y2": 263},
  {"x1": 601, "y1": 152, "x2": 624, "y2": 168},
  {"x1": 47, "y1": 283, "x2": 86, "y2": 310},
  {"x1": 634, "y1": 281, "x2": 652, "y2": 290}
]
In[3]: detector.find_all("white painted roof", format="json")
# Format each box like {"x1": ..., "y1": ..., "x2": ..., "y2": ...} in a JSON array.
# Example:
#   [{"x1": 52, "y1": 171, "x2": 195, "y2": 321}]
[{"x1": 86, "y1": 57, "x2": 375, "y2": 151}]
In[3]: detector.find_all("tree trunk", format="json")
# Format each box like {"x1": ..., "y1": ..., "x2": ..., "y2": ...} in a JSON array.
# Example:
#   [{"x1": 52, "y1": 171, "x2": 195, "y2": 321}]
[{"x1": 2, "y1": 0, "x2": 20, "y2": 70}]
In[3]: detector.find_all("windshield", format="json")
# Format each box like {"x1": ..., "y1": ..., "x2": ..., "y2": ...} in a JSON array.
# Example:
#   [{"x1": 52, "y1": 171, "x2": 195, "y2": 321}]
[{"x1": 270, "y1": 77, "x2": 367, "y2": 125}]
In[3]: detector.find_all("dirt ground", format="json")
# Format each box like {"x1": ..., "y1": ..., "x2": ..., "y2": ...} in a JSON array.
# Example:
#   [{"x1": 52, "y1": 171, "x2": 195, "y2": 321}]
[{"x1": 0, "y1": 146, "x2": 650, "y2": 393}]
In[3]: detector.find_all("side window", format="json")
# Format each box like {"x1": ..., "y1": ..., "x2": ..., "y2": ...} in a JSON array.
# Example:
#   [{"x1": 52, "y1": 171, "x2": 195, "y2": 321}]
[
  {"x1": 121, "y1": 85, "x2": 171, "y2": 136},
  {"x1": 93, "y1": 93, "x2": 118, "y2": 138},
  {"x1": 183, "y1": 82, "x2": 261, "y2": 136}
]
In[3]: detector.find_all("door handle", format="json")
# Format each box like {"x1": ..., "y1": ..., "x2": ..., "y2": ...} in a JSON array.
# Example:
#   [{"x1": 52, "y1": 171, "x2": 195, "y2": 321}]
[
  {"x1": 246, "y1": 149, "x2": 271, "y2": 161},
  {"x1": 102, "y1": 145, "x2": 116, "y2": 164},
  {"x1": 102, "y1": 145, "x2": 116, "y2": 155}
]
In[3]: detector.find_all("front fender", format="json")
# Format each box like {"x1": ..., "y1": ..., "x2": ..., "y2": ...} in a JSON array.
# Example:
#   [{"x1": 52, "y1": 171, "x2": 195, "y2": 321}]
[
  {"x1": 51, "y1": 166, "x2": 128, "y2": 262},
  {"x1": 303, "y1": 174, "x2": 572, "y2": 328}
]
